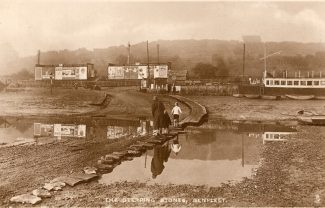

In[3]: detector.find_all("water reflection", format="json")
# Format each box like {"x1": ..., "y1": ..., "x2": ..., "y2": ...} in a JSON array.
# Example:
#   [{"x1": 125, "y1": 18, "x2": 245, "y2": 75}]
[
  {"x1": 0, "y1": 116, "x2": 152, "y2": 147},
  {"x1": 99, "y1": 121, "x2": 298, "y2": 187},
  {"x1": 99, "y1": 133, "x2": 260, "y2": 187}
]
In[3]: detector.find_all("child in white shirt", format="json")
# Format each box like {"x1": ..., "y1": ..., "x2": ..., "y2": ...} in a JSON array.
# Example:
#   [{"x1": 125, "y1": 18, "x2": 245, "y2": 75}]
[{"x1": 171, "y1": 102, "x2": 182, "y2": 127}]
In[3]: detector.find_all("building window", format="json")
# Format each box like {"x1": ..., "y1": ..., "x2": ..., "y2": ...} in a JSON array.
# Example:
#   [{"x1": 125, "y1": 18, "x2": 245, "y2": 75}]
[
  {"x1": 270, "y1": 80, "x2": 274, "y2": 85},
  {"x1": 287, "y1": 80, "x2": 293, "y2": 85},
  {"x1": 307, "y1": 81, "x2": 312, "y2": 86},
  {"x1": 274, "y1": 80, "x2": 280, "y2": 85},
  {"x1": 321, "y1": 81, "x2": 325, "y2": 85},
  {"x1": 266, "y1": 80, "x2": 269, "y2": 85},
  {"x1": 294, "y1": 81, "x2": 299, "y2": 85},
  {"x1": 314, "y1": 81, "x2": 320, "y2": 86},
  {"x1": 300, "y1": 81, "x2": 306, "y2": 86},
  {"x1": 281, "y1": 80, "x2": 286, "y2": 85}
]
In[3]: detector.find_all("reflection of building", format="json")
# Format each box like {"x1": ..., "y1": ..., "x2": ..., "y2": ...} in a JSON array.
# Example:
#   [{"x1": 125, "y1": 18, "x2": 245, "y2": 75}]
[
  {"x1": 262, "y1": 132, "x2": 295, "y2": 144},
  {"x1": 107, "y1": 126, "x2": 129, "y2": 139},
  {"x1": 34, "y1": 123, "x2": 86, "y2": 138},
  {"x1": 107, "y1": 119, "x2": 152, "y2": 139}
]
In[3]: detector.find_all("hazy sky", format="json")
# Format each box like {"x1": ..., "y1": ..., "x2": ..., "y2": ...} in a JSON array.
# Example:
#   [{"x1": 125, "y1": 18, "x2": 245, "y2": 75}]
[{"x1": 1, "y1": 1, "x2": 325, "y2": 56}]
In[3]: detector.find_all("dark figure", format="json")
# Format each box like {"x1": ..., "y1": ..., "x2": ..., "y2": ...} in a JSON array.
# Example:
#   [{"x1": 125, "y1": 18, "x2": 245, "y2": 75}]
[
  {"x1": 162, "y1": 110, "x2": 171, "y2": 134},
  {"x1": 172, "y1": 84, "x2": 176, "y2": 94},
  {"x1": 167, "y1": 84, "x2": 171, "y2": 93},
  {"x1": 151, "y1": 142, "x2": 171, "y2": 179},
  {"x1": 152, "y1": 96, "x2": 165, "y2": 135}
]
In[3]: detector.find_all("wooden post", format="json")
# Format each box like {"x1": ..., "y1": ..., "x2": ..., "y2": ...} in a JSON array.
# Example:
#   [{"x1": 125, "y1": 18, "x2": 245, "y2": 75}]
[
  {"x1": 147, "y1": 41, "x2": 150, "y2": 90},
  {"x1": 241, "y1": 134, "x2": 244, "y2": 167},
  {"x1": 157, "y1": 44, "x2": 160, "y2": 64},
  {"x1": 243, "y1": 43, "x2": 245, "y2": 78},
  {"x1": 37, "y1": 50, "x2": 40, "y2": 65}
]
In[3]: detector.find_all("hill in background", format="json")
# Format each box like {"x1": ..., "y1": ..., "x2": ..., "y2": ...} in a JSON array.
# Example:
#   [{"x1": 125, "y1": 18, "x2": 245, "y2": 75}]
[{"x1": 2, "y1": 39, "x2": 325, "y2": 79}]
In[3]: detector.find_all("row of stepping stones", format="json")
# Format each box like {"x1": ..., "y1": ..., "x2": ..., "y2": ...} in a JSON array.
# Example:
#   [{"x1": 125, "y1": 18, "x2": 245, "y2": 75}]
[
  {"x1": 10, "y1": 167, "x2": 98, "y2": 205},
  {"x1": 9, "y1": 133, "x2": 179, "y2": 205},
  {"x1": 96, "y1": 134, "x2": 177, "y2": 174}
]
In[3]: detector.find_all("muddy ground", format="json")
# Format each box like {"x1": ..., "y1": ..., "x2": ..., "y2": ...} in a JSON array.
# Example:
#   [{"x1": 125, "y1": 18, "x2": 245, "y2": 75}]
[
  {"x1": 188, "y1": 96, "x2": 325, "y2": 121},
  {"x1": 1, "y1": 90, "x2": 325, "y2": 207}
]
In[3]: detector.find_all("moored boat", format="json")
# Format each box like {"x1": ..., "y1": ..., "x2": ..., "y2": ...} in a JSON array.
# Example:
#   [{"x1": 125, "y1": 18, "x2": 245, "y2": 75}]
[
  {"x1": 244, "y1": 94, "x2": 260, "y2": 99},
  {"x1": 285, "y1": 94, "x2": 315, "y2": 100},
  {"x1": 239, "y1": 69, "x2": 325, "y2": 97},
  {"x1": 315, "y1": 96, "x2": 325, "y2": 100},
  {"x1": 261, "y1": 95, "x2": 279, "y2": 100},
  {"x1": 299, "y1": 115, "x2": 325, "y2": 125},
  {"x1": 233, "y1": 93, "x2": 244, "y2": 98}
]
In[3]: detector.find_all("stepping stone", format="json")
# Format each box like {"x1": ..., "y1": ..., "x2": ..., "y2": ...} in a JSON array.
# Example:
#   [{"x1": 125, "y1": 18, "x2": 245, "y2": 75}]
[
  {"x1": 43, "y1": 181, "x2": 66, "y2": 191},
  {"x1": 105, "y1": 154, "x2": 121, "y2": 161},
  {"x1": 32, "y1": 188, "x2": 51, "y2": 198},
  {"x1": 97, "y1": 164, "x2": 115, "y2": 173},
  {"x1": 10, "y1": 194, "x2": 42, "y2": 205},
  {"x1": 83, "y1": 166, "x2": 97, "y2": 174},
  {"x1": 70, "y1": 173, "x2": 98, "y2": 183},
  {"x1": 127, "y1": 150, "x2": 142, "y2": 157},
  {"x1": 146, "y1": 139, "x2": 162, "y2": 144},
  {"x1": 51, "y1": 177, "x2": 80, "y2": 187},
  {"x1": 129, "y1": 144, "x2": 146, "y2": 151},
  {"x1": 141, "y1": 143, "x2": 155, "y2": 149},
  {"x1": 101, "y1": 158, "x2": 115, "y2": 165},
  {"x1": 51, "y1": 174, "x2": 98, "y2": 187},
  {"x1": 123, "y1": 156, "x2": 134, "y2": 161},
  {"x1": 112, "y1": 151, "x2": 127, "y2": 158}
]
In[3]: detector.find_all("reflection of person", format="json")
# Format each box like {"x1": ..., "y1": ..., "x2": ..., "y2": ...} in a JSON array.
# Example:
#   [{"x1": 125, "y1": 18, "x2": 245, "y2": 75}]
[
  {"x1": 151, "y1": 96, "x2": 165, "y2": 135},
  {"x1": 151, "y1": 141, "x2": 171, "y2": 179},
  {"x1": 162, "y1": 110, "x2": 171, "y2": 134},
  {"x1": 171, "y1": 138, "x2": 182, "y2": 156},
  {"x1": 171, "y1": 102, "x2": 182, "y2": 127}
]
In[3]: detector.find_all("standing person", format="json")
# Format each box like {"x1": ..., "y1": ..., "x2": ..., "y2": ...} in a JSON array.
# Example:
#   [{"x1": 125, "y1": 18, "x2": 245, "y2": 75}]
[
  {"x1": 162, "y1": 110, "x2": 171, "y2": 134},
  {"x1": 152, "y1": 96, "x2": 165, "y2": 135},
  {"x1": 172, "y1": 84, "x2": 176, "y2": 95},
  {"x1": 171, "y1": 102, "x2": 182, "y2": 127}
]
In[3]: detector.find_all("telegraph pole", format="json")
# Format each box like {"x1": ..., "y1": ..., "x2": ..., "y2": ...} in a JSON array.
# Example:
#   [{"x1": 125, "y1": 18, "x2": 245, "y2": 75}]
[
  {"x1": 147, "y1": 41, "x2": 150, "y2": 89},
  {"x1": 157, "y1": 44, "x2": 160, "y2": 64},
  {"x1": 242, "y1": 43, "x2": 245, "y2": 78},
  {"x1": 37, "y1": 50, "x2": 41, "y2": 65},
  {"x1": 127, "y1": 42, "x2": 131, "y2": 66}
]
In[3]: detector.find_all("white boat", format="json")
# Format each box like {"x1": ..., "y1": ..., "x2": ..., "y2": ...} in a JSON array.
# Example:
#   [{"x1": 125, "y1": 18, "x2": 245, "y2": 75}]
[
  {"x1": 299, "y1": 115, "x2": 325, "y2": 125},
  {"x1": 261, "y1": 95, "x2": 278, "y2": 100},
  {"x1": 285, "y1": 94, "x2": 315, "y2": 100},
  {"x1": 239, "y1": 70, "x2": 325, "y2": 97},
  {"x1": 244, "y1": 94, "x2": 260, "y2": 99},
  {"x1": 233, "y1": 93, "x2": 244, "y2": 98}
]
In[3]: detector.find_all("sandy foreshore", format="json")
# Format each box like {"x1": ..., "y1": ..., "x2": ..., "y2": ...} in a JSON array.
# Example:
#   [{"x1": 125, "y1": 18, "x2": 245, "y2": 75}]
[{"x1": 1, "y1": 90, "x2": 324, "y2": 207}]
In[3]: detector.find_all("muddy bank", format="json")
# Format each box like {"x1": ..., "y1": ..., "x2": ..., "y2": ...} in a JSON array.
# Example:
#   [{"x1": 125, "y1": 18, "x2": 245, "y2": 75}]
[
  {"x1": 187, "y1": 96, "x2": 325, "y2": 121},
  {"x1": 0, "y1": 87, "x2": 190, "y2": 120},
  {"x1": 0, "y1": 88, "x2": 103, "y2": 116}
]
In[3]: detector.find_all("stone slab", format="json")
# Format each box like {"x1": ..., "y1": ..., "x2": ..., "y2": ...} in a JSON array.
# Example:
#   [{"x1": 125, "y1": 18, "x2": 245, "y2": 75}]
[
  {"x1": 43, "y1": 181, "x2": 65, "y2": 191},
  {"x1": 32, "y1": 188, "x2": 51, "y2": 198},
  {"x1": 10, "y1": 194, "x2": 42, "y2": 205}
]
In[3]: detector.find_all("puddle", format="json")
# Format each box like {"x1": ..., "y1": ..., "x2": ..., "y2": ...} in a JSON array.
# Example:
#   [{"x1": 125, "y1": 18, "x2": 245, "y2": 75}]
[
  {"x1": 99, "y1": 120, "x2": 298, "y2": 187},
  {"x1": 0, "y1": 116, "x2": 152, "y2": 147}
]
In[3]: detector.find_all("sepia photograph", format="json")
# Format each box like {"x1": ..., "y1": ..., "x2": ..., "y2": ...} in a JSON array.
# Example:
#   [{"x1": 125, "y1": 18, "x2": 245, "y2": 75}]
[{"x1": 1, "y1": 0, "x2": 325, "y2": 207}]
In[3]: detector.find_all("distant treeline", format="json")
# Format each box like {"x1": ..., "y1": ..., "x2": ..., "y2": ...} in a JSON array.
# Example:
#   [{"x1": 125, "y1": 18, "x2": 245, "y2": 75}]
[{"x1": 3, "y1": 39, "x2": 325, "y2": 80}]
